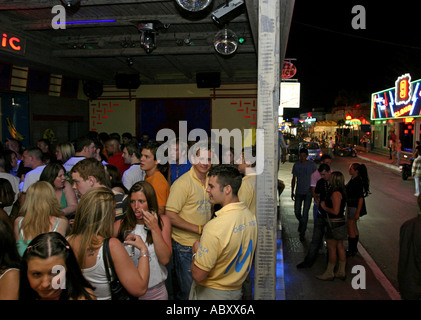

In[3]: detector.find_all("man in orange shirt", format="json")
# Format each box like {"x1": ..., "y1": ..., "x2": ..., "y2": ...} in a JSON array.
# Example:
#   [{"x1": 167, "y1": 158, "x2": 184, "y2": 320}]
[{"x1": 140, "y1": 141, "x2": 170, "y2": 215}]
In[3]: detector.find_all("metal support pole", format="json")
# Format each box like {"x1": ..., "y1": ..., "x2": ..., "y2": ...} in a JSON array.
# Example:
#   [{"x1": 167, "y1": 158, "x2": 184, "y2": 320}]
[{"x1": 254, "y1": 0, "x2": 295, "y2": 300}]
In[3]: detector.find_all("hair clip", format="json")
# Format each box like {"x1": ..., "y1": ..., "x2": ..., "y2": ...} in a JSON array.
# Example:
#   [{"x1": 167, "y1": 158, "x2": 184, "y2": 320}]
[{"x1": 65, "y1": 245, "x2": 70, "y2": 250}]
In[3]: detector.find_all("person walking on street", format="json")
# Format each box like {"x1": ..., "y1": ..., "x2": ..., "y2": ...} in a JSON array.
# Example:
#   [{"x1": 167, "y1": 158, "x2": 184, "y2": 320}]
[
  {"x1": 394, "y1": 139, "x2": 402, "y2": 166},
  {"x1": 328, "y1": 137, "x2": 335, "y2": 158},
  {"x1": 412, "y1": 152, "x2": 421, "y2": 197},
  {"x1": 297, "y1": 163, "x2": 331, "y2": 269},
  {"x1": 291, "y1": 148, "x2": 317, "y2": 241},
  {"x1": 388, "y1": 129, "x2": 396, "y2": 160}
]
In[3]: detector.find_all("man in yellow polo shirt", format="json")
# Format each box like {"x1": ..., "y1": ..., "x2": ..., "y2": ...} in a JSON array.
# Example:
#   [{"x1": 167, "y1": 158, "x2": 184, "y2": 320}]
[
  {"x1": 237, "y1": 145, "x2": 256, "y2": 216},
  {"x1": 165, "y1": 143, "x2": 213, "y2": 300},
  {"x1": 190, "y1": 165, "x2": 257, "y2": 300}
]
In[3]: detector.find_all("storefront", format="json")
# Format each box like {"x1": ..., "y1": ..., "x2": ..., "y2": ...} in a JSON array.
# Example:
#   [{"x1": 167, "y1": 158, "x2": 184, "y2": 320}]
[
  {"x1": 371, "y1": 73, "x2": 421, "y2": 153},
  {"x1": 313, "y1": 120, "x2": 337, "y2": 141}
]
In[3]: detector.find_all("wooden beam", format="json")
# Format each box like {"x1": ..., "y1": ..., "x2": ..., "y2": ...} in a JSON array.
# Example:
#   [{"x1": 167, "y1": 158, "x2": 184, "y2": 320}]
[
  {"x1": 52, "y1": 44, "x2": 256, "y2": 57},
  {"x1": 0, "y1": 0, "x2": 171, "y2": 10},
  {"x1": 22, "y1": 14, "x2": 248, "y2": 31},
  {"x1": 245, "y1": 0, "x2": 259, "y2": 52}
]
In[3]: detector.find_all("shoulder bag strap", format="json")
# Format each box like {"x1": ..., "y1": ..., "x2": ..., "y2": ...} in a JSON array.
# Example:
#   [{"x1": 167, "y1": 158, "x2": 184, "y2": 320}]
[
  {"x1": 103, "y1": 238, "x2": 119, "y2": 282},
  {"x1": 103, "y1": 238, "x2": 112, "y2": 282}
]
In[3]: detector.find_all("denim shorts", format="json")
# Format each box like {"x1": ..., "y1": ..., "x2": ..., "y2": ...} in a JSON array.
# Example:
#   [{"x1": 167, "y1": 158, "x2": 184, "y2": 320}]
[{"x1": 325, "y1": 220, "x2": 347, "y2": 240}]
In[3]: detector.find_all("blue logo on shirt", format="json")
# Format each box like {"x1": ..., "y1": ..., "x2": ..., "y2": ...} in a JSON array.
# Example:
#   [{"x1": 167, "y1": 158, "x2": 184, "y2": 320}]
[{"x1": 224, "y1": 240, "x2": 253, "y2": 274}]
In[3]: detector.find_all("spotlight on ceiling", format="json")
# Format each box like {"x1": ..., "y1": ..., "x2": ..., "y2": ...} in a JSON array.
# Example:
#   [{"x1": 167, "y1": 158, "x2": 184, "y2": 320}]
[
  {"x1": 139, "y1": 23, "x2": 157, "y2": 54},
  {"x1": 175, "y1": 0, "x2": 213, "y2": 12},
  {"x1": 214, "y1": 28, "x2": 238, "y2": 55},
  {"x1": 61, "y1": 0, "x2": 81, "y2": 7},
  {"x1": 211, "y1": 0, "x2": 245, "y2": 27}
]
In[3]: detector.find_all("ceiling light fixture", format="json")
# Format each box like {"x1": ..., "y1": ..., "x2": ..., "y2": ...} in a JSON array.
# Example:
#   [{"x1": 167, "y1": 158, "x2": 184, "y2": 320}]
[
  {"x1": 139, "y1": 23, "x2": 157, "y2": 54},
  {"x1": 214, "y1": 28, "x2": 238, "y2": 55},
  {"x1": 175, "y1": 0, "x2": 213, "y2": 12}
]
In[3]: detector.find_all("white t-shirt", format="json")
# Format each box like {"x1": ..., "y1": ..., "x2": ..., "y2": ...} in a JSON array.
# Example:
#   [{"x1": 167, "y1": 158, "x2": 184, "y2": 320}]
[
  {"x1": 22, "y1": 165, "x2": 46, "y2": 192},
  {"x1": 63, "y1": 156, "x2": 86, "y2": 173},
  {"x1": 122, "y1": 164, "x2": 145, "y2": 191}
]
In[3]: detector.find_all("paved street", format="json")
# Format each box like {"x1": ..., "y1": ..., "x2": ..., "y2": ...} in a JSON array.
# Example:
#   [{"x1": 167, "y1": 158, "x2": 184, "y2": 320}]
[{"x1": 276, "y1": 149, "x2": 413, "y2": 300}]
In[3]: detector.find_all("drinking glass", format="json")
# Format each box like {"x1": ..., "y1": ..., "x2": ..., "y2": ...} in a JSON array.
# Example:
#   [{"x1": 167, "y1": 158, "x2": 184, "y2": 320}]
[{"x1": 124, "y1": 230, "x2": 135, "y2": 257}]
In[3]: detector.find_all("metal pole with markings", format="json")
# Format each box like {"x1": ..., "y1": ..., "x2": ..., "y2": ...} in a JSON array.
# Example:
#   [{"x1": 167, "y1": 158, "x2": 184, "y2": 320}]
[{"x1": 254, "y1": 0, "x2": 295, "y2": 300}]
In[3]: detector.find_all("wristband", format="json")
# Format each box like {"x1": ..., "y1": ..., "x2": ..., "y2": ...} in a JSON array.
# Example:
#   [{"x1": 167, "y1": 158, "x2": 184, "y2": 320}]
[
  {"x1": 139, "y1": 251, "x2": 151, "y2": 261},
  {"x1": 198, "y1": 225, "x2": 202, "y2": 235}
]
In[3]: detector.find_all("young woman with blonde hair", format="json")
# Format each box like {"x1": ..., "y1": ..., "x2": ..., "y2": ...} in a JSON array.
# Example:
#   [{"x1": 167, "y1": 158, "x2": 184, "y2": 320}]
[
  {"x1": 14, "y1": 181, "x2": 68, "y2": 256},
  {"x1": 67, "y1": 187, "x2": 150, "y2": 300},
  {"x1": 55, "y1": 142, "x2": 75, "y2": 165}
]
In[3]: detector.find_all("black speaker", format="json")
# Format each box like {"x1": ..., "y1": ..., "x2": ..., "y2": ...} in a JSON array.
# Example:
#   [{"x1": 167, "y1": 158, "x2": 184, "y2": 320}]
[
  {"x1": 83, "y1": 80, "x2": 103, "y2": 99},
  {"x1": 196, "y1": 72, "x2": 221, "y2": 88},
  {"x1": 115, "y1": 73, "x2": 141, "y2": 89}
]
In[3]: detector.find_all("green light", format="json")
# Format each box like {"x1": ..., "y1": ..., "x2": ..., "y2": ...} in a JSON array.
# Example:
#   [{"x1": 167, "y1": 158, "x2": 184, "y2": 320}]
[{"x1": 238, "y1": 37, "x2": 245, "y2": 44}]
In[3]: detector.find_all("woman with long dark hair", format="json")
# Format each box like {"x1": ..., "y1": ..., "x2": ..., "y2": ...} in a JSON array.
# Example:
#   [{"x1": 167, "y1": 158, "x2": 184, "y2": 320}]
[
  {"x1": 19, "y1": 232, "x2": 95, "y2": 300},
  {"x1": 116, "y1": 181, "x2": 172, "y2": 300},
  {"x1": 346, "y1": 163, "x2": 370, "y2": 257},
  {"x1": 39, "y1": 162, "x2": 78, "y2": 217}
]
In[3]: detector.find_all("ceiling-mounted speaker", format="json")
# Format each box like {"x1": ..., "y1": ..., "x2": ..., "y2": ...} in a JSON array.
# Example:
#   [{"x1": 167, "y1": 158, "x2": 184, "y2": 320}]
[
  {"x1": 83, "y1": 80, "x2": 103, "y2": 99},
  {"x1": 196, "y1": 72, "x2": 221, "y2": 88},
  {"x1": 115, "y1": 73, "x2": 141, "y2": 89}
]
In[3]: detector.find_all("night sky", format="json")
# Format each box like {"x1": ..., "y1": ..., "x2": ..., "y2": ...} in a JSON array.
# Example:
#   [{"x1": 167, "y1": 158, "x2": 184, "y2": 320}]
[{"x1": 283, "y1": 1, "x2": 421, "y2": 119}]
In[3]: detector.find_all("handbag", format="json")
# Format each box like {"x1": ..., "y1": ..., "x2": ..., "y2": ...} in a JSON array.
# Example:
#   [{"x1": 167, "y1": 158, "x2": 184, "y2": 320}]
[
  {"x1": 326, "y1": 216, "x2": 347, "y2": 240},
  {"x1": 103, "y1": 238, "x2": 135, "y2": 300},
  {"x1": 359, "y1": 198, "x2": 367, "y2": 217}
]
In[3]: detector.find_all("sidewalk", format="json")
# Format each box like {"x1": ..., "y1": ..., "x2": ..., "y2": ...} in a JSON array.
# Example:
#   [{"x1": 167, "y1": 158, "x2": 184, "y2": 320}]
[
  {"x1": 355, "y1": 149, "x2": 408, "y2": 172},
  {"x1": 276, "y1": 148, "x2": 402, "y2": 300}
]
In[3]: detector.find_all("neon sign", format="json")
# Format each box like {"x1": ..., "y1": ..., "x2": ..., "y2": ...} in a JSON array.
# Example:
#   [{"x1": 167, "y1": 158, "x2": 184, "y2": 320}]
[
  {"x1": 371, "y1": 74, "x2": 421, "y2": 120},
  {"x1": 0, "y1": 32, "x2": 25, "y2": 55},
  {"x1": 396, "y1": 74, "x2": 412, "y2": 105}
]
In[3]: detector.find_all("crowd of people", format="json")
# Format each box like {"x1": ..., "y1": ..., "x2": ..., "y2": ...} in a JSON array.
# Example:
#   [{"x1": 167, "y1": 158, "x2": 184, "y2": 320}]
[{"x1": 0, "y1": 133, "x2": 258, "y2": 301}]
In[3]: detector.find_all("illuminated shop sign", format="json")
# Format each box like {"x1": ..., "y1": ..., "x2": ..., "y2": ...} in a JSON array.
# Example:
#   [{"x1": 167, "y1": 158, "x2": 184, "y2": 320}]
[
  {"x1": 0, "y1": 32, "x2": 25, "y2": 55},
  {"x1": 371, "y1": 73, "x2": 421, "y2": 120}
]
